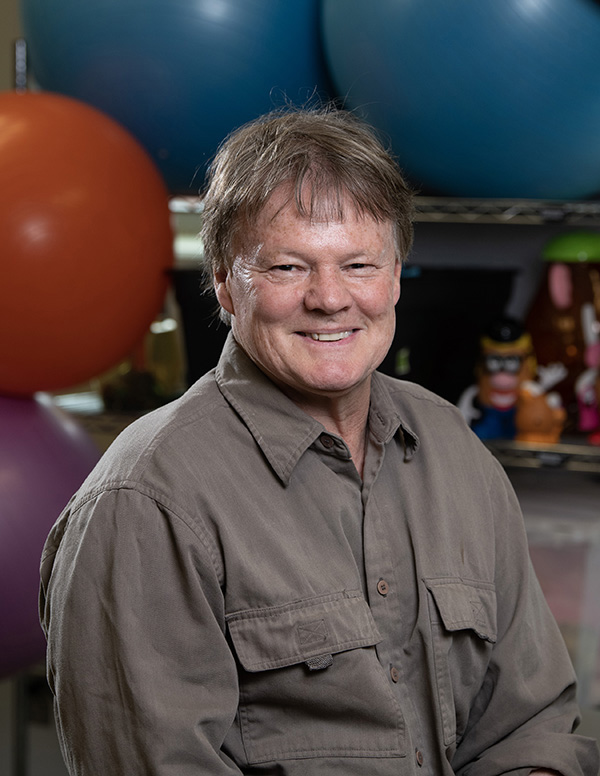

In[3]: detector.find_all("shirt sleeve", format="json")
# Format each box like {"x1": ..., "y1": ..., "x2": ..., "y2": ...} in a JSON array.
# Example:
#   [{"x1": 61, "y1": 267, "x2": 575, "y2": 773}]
[
  {"x1": 452, "y1": 458, "x2": 599, "y2": 776},
  {"x1": 40, "y1": 487, "x2": 243, "y2": 775}
]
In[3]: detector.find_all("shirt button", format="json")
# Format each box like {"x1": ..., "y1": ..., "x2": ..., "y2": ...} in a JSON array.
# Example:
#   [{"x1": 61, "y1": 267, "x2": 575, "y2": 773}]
[
  {"x1": 390, "y1": 665, "x2": 400, "y2": 683},
  {"x1": 320, "y1": 434, "x2": 335, "y2": 449},
  {"x1": 415, "y1": 749, "x2": 424, "y2": 767},
  {"x1": 377, "y1": 578, "x2": 389, "y2": 596}
]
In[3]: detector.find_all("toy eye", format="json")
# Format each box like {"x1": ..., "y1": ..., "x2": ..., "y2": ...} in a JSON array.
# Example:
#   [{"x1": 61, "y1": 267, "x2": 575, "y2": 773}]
[
  {"x1": 485, "y1": 356, "x2": 502, "y2": 373},
  {"x1": 504, "y1": 356, "x2": 521, "y2": 373}
]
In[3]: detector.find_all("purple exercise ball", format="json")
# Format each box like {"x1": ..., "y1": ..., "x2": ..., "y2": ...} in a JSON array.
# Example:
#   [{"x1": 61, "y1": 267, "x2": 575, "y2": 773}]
[{"x1": 0, "y1": 394, "x2": 100, "y2": 677}]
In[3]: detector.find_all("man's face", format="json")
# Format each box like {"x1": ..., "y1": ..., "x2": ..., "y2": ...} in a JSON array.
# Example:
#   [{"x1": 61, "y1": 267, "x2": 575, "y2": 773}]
[{"x1": 214, "y1": 188, "x2": 401, "y2": 408}]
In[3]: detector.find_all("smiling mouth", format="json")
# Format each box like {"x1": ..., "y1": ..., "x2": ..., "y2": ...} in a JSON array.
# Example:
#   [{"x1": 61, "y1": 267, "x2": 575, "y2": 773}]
[
  {"x1": 490, "y1": 391, "x2": 517, "y2": 408},
  {"x1": 301, "y1": 330, "x2": 354, "y2": 342}
]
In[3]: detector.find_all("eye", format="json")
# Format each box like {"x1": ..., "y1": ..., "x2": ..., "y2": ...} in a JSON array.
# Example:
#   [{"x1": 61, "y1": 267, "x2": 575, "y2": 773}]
[
  {"x1": 344, "y1": 262, "x2": 375, "y2": 275},
  {"x1": 484, "y1": 356, "x2": 502, "y2": 373},
  {"x1": 267, "y1": 263, "x2": 308, "y2": 280},
  {"x1": 504, "y1": 356, "x2": 522, "y2": 373}
]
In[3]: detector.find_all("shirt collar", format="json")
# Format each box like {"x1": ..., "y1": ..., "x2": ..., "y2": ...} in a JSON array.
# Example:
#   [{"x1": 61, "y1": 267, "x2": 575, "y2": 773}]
[
  {"x1": 368, "y1": 371, "x2": 419, "y2": 461},
  {"x1": 215, "y1": 333, "x2": 419, "y2": 483},
  {"x1": 215, "y1": 335, "x2": 323, "y2": 484}
]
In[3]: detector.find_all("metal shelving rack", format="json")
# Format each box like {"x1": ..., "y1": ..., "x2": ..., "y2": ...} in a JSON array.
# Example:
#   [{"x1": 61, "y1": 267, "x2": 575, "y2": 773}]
[
  {"x1": 485, "y1": 438, "x2": 600, "y2": 474},
  {"x1": 170, "y1": 195, "x2": 600, "y2": 226},
  {"x1": 413, "y1": 196, "x2": 600, "y2": 225}
]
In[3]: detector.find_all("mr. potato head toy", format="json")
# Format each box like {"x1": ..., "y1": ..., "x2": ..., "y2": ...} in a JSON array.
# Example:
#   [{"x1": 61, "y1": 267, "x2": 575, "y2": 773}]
[{"x1": 459, "y1": 318, "x2": 538, "y2": 440}]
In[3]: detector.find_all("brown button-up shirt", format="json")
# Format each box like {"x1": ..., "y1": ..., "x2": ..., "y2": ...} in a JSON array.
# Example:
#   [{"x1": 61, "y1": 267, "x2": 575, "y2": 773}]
[{"x1": 40, "y1": 335, "x2": 599, "y2": 775}]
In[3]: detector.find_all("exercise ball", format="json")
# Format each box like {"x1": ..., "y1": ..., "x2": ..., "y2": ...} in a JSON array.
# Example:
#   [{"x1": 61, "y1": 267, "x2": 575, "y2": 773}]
[
  {"x1": 21, "y1": 0, "x2": 332, "y2": 194},
  {"x1": 0, "y1": 91, "x2": 173, "y2": 396},
  {"x1": 322, "y1": 0, "x2": 600, "y2": 199},
  {"x1": 0, "y1": 394, "x2": 100, "y2": 678}
]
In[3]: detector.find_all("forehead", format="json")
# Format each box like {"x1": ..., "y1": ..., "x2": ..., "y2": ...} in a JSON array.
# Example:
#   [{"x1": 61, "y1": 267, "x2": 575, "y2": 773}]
[{"x1": 252, "y1": 185, "x2": 393, "y2": 242}]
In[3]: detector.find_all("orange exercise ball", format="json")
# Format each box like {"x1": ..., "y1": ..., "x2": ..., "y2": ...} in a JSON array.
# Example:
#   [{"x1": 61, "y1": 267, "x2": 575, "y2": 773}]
[{"x1": 0, "y1": 91, "x2": 174, "y2": 396}]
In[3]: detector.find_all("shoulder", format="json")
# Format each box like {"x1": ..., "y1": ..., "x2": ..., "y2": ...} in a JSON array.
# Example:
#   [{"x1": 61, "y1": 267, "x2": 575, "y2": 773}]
[
  {"x1": 72, "y1": 371, "x2": 236, "y2": 507},
  {"x1": 377, "y1": 372, "x2": 470, "y2": 430},
  {"x1": 376, "y1": 372, "x2": 500, "y2": 478}
]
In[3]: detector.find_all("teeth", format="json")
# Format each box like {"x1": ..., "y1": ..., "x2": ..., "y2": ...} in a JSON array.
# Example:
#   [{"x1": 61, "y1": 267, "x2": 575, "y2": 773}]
[
  {"x1": 307, "y1": 331, "x2": 352, "y2": 342},
  {"x1": 490, "y1": 392, "x2": 516, "y2": 408}
]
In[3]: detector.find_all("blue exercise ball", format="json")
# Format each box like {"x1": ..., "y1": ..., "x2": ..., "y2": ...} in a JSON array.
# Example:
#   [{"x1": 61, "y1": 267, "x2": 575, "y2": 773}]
[
  {"x1": 22, "y1": 0, "x2": 332, "y2": 194},
  {"x1": 322, "y1": 0, "x2": 600, "y2": 199}
]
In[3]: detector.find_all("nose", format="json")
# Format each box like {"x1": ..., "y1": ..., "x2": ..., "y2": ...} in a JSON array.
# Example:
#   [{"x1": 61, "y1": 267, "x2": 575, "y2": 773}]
[{"x1": 304, "y1": 267, "x2": 352, "y2": 314}]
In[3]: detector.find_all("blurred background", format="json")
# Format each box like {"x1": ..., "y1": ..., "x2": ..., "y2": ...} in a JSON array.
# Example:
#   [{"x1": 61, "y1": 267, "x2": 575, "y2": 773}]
[{"x1": 2, "y1": 0, "x2": 600, "y2": 772}]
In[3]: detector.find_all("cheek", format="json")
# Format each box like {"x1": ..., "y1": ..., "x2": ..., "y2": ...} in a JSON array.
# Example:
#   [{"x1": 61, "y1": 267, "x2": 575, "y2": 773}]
[
  {"x1": 363, "y1": 283, "x2": 399, "y2": 318},
  {"x1": 227, "y1": 268, "x2": 255, "y2": 310},
  {"x1": 367, "y1": 268, "x2": 401, "y2": 314},
  {"x1": 267, "y1": 289, "x2": 301, "y2": 317},
  {"x1": 478, "y1": 376, "x2": 491, "y2": 395},
  {"x1": 234, "y1": 283, "x2": 303, "y2": 326},
  {"x1": 393, "y1": 270, "x2": 402, "y2": 305}
]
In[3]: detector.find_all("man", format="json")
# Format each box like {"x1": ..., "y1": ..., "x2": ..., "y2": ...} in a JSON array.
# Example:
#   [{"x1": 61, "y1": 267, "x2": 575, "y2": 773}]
[{"x1": 40, "y1": 107, "x2": 598, "y2": 775}]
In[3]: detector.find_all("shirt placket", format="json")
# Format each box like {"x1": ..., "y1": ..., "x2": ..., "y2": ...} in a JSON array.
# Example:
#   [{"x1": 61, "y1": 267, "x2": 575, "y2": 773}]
[{"x1": 362, "y1": 437, "x2": 427, "y2": 774}]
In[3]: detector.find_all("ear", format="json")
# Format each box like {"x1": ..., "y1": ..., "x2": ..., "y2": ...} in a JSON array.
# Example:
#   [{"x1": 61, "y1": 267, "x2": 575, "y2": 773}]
[
  {"x1": 393, "y1": 260, "x2": 402, "y2": 304},
  {"x1": 214, "y1": 267, "x2": 235, "y2": 316}
]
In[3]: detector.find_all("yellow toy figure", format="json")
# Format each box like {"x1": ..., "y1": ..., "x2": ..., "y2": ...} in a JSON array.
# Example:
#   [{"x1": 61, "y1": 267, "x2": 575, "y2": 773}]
[
  {"x1": 459, "y1": 319, "x2": 536, "y2": 439},
  {"x1": 458, "y1": 318, "x2": 566, "y2": 440}
]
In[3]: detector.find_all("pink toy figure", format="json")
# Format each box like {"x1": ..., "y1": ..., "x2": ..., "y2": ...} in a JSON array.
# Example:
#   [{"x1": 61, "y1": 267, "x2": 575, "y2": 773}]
[{"x1": 575, "y1": 303, "x2": 600, "y2": 443}]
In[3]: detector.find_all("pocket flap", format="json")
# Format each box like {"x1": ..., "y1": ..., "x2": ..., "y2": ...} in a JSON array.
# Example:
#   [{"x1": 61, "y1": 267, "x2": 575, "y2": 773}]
[
  {"x1": 424, "y1": 578, "x2": 497, "y2": 643},
  {"x1": 227, "y1": 590, "x2": 382, "y2": 671}
]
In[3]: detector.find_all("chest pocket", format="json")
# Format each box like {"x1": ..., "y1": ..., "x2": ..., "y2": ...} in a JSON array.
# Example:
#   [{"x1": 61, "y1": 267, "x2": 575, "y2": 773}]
[
  {"x1": 226, "y1": 589, "x2": 406, "y2": 765},
  {"x1": 424, "y1": 578, "x2": 497, "y2": 748}
]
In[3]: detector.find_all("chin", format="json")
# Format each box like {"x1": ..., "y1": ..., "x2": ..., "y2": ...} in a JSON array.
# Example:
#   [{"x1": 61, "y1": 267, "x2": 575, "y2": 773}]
[{"x1": 302, "y1": 371, "x2": 371, "y2": 397}]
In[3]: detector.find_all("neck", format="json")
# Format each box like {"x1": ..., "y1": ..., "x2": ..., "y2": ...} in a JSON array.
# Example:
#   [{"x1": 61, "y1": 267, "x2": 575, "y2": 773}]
[{"x1": 280, "y1": 382, "x2": 372, "y2": 477}]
